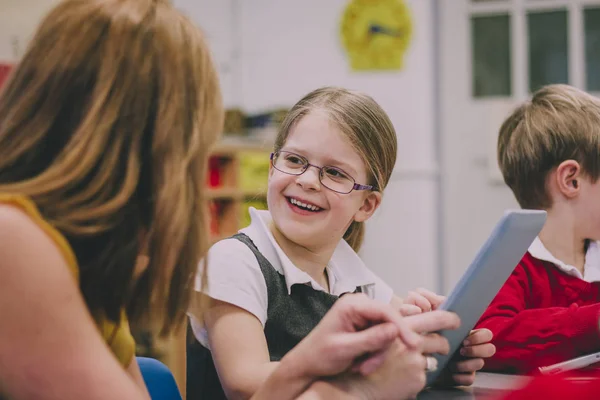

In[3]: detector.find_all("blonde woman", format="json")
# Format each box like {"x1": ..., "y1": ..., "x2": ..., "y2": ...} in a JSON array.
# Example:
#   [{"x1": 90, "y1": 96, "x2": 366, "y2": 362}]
[{"x1": 0, "y1": 0, "x2": 222, "y2": 398}]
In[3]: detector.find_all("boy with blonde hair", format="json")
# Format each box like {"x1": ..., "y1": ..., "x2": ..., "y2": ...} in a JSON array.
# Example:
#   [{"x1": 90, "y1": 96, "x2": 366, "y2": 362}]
[{"x1": 475, "y1": 84, "x2": 600, "y2": 374}]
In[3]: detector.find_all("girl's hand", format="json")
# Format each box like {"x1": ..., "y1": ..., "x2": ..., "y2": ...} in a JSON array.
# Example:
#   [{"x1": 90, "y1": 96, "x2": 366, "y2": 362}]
[
  {"x1": 404, "y1": 288, "x2": 446, "y2": 312},
  {"x1": 433, "y1": 328, "x2": 496, "y2": 387}
]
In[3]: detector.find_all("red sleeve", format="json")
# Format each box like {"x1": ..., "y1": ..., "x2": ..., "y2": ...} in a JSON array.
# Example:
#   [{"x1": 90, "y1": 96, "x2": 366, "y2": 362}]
[{"x1": 475, "y1": 263, "x2": 600, "y2": 373}]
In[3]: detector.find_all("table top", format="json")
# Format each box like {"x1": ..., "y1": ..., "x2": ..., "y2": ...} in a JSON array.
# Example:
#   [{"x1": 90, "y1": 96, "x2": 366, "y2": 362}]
[{"x1": 417, "y1": 373, "x2": 533, "y2": 400}]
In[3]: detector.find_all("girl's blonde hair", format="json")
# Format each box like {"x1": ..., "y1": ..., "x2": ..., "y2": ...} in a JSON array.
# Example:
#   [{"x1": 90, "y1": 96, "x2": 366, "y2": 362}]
[
  {"x1": 0, "y1": 0, "x2": 223, "y2": 334},
  {"x1": 274, "y1": 87, "x2": 397, "y2": 252}
]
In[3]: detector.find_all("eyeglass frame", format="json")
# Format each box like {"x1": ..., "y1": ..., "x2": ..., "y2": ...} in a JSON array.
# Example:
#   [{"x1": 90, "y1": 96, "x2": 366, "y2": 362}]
[{"x1": 269, "y1": 150, "x2": 377, "y2": 194}]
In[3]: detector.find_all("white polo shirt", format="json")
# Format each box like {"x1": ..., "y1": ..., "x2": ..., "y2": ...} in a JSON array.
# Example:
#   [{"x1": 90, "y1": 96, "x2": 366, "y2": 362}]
[
  {"x1": 528, "y1": 237, "x2": 600, "y2": 282},
  {"x1": 189, "y1": 207, "x2": 394, "y2": 348}
]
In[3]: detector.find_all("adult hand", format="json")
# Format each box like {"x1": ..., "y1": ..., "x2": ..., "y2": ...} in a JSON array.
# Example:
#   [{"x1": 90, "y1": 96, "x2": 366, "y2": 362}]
[
  {"x1": 282, "y1": 293, "x2": 423, "y2": 379},
  {"x1": 323, "y1": 310, "x2": 461, "y2": 400},
  {"x1": 256, "y1": 294, "x2": 427, "y2": 400}
]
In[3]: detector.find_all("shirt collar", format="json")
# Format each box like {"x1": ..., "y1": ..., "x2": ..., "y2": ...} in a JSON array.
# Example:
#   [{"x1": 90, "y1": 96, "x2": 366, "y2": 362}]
[
  {"x1": 328, "y1": 239, "x2": 377, "y2": 294},
  {"x1": 528, "y1": 237, "x2": 600, "y2": 282},
  {"x1": 241, "y1": 207, "x2": 376, "y2": 295}
]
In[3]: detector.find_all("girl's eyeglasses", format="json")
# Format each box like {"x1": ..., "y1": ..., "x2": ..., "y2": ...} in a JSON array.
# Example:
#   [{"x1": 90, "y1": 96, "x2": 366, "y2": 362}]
[{"x1": 270, "y1": 151, "x2": 377, "y2": 194}]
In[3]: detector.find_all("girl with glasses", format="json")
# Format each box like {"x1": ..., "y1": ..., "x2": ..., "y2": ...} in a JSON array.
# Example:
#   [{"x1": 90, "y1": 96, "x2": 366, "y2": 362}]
[{"x1": 188, "y1": 87, "x2": 496, "y2": 399}]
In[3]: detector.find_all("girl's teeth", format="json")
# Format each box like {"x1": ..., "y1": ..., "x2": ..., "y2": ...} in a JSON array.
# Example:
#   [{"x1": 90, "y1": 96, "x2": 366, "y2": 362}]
[{"x1": 290, "y1": 198, "x2": 320, "y2": 211}]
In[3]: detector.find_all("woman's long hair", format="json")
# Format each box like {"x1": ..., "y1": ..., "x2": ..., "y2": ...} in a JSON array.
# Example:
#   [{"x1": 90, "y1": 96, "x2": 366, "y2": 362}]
[{"x1": 0, "y1": 0, "x2": 223, "y2": 334}]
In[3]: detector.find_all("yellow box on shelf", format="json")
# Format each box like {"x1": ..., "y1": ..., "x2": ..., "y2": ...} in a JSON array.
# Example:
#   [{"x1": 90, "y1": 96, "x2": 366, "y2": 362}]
[
  {"x1": 241, "y1": 199, "x2": 268, "y2": 228},
  {"x1": 239, "y1": 151, "x2": 270, "y2": 192}
]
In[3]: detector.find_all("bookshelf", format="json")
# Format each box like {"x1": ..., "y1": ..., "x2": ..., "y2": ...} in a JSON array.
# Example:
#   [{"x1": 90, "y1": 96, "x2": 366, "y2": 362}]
[
  {"x1": 207, "y1": 136, "x2": 272, "y2": 240},
  {"x1": 133, "y1": 136, "x2": 273, "y2": 395}
]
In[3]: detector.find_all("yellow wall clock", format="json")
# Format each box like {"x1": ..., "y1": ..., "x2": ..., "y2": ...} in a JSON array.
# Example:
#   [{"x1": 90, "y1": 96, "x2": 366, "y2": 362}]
[{"x1": 340, "y1": 0, "x2": 413, "y2": 71}]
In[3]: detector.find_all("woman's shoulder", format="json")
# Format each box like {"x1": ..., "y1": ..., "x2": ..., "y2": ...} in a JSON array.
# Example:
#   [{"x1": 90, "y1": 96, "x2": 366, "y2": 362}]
[
  {"x1": 0, "y1": 196, "x2": 135, "y2": 366},
  {"x1": 0, "y1": 200, "x2": 77, "y2": 293},
  {"x1": 0, "y1": 194, "x2": 79, "y2": 280},
  {"x1": 0, "y1": 194, "x2": 42, "y2": 228},
  {"x1": 0, "y1": 198, "x2": 53, "y2": 247}
]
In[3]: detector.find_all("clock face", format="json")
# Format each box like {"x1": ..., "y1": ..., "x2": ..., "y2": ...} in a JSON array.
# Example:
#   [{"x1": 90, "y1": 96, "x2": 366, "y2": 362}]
[{"x1": 340, "y1": 0, "x2": 412, "y2": 71}]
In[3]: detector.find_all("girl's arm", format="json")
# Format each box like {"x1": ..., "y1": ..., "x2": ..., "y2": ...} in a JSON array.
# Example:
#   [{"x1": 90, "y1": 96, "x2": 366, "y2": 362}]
[
  {"x1": 0, "y1": 206, "x2": 149, "y2": 400},
  {"x1": 189, "y1": 238, "x2": 276, "y2": 399},
  {"x1": 204, "y1": 299, "x2": 279, "y2": 400}
]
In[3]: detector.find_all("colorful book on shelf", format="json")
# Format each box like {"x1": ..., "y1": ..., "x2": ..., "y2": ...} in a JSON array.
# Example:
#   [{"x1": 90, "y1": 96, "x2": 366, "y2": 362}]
[
  {"x1": 207, "y1": 156, "x2": 222, "y2": 187},
  {"x1": 0, "y1": 63, "x2": 13, "y2": 90},
  {"x1": 208, "y1": 201, "x2": 222, "y2": 236}
]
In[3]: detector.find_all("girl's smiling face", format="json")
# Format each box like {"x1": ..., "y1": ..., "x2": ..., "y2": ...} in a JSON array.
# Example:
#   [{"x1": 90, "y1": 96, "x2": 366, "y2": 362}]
[{"x1": 267, "y1": 110, "x2": 381, "y2": 250}]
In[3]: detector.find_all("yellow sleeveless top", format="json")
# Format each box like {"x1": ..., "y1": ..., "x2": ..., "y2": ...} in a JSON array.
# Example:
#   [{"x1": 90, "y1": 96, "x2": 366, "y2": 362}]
[{"x1": 0, "y1": 194, "x2": 136, "y2": 367}]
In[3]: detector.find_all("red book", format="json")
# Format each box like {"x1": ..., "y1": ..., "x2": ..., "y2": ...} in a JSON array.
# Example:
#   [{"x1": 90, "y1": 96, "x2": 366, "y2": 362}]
[{"x1": 0, "y1": 63, "x2": 13, "y2": 90}]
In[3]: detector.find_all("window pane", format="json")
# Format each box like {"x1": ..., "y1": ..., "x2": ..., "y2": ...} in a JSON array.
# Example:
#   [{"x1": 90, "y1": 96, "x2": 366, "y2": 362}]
[
  {"x1": 585, "y1": 7, "x2": 600, "y2": 92},
  {"x1": 471, "y1": 14, "x2": 512, "y2": 97},
  {"x1": 528, "y1": 10, "x2": 568, "y2": 92}
]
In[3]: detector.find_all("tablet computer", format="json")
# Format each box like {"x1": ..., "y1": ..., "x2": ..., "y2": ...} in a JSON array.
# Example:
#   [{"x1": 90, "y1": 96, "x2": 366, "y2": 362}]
[{"x1": 425, "y1": 209, "x2": 547, "y2": 385}]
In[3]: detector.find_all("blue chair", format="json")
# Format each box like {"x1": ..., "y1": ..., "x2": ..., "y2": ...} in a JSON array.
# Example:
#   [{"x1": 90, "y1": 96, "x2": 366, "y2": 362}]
[{"x1": 137, "y1": 357, "x2": 182, "y2": 400}]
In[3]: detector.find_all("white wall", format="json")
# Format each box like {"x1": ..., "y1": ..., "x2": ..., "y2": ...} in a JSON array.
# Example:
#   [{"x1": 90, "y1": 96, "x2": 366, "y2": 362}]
[
  {"x1": 0, "y1": 0, "x2": 58, "y2": 62},
  {"x1": 0, "y1": 0, "x2": 241, "y2": 108},
  {"x1": 173, "y1": 0, "x2": 241, "y2": 109}
]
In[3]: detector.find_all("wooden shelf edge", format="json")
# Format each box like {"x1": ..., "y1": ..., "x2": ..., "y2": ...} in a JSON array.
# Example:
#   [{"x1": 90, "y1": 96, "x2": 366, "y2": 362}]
[
  {"x1": 206, "y1": 188, "x2": 239, "y2": 199},
  {"x1": 212, "y1": 135, "x2": 274, "y2": 155},
  {"x1": 242, "y1": 190, "x2": 268, "y2": 198},
  {"x1": 207, "y1": 188, "x2": 267, "y2": 200}
]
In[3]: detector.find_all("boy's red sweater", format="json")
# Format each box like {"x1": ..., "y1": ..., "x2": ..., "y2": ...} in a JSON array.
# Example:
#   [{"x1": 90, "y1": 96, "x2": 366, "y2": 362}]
[{"x1": 474, "y1": 252, "x2": 600, "y2": 374}]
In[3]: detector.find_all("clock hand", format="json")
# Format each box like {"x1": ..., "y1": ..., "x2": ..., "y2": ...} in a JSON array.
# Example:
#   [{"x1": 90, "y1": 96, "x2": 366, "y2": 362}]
[{"x1": 369, "y1": 23, "x2": 402, "y2": 37}]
